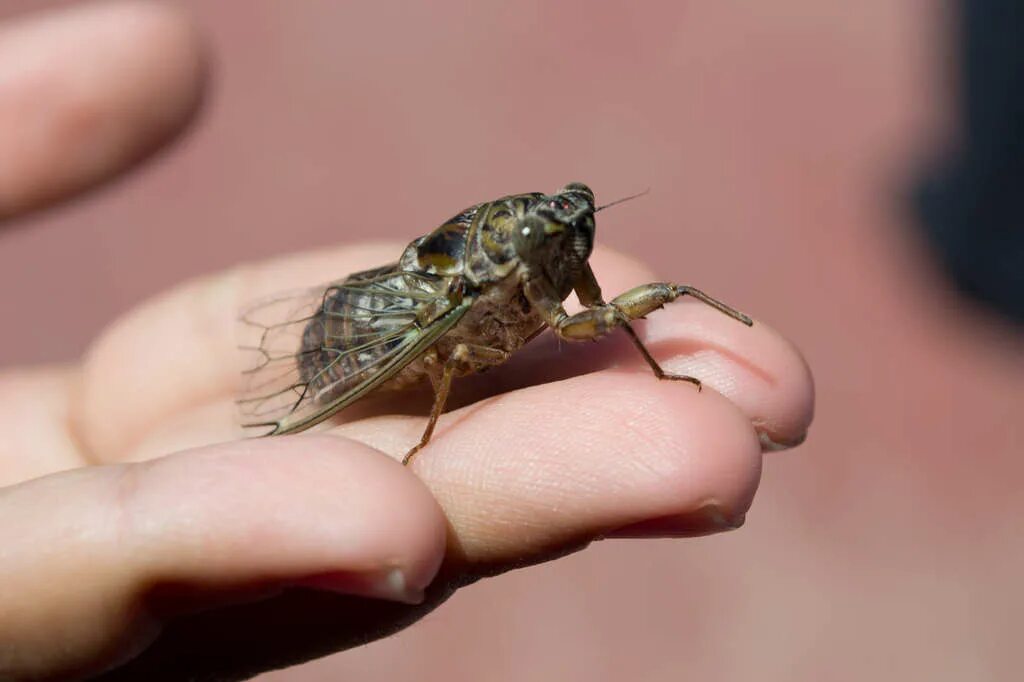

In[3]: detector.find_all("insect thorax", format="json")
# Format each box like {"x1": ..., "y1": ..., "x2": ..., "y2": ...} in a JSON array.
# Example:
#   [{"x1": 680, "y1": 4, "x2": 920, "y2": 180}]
[
  {"x1": 408, "y1": 197, "x2": 535, "y2": 286},
  {"x1": 406, "y1": 190, "x2": 591, "y2": 293}
]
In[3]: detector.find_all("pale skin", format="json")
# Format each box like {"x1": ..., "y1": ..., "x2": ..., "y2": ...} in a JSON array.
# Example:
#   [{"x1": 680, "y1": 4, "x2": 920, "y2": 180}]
[{"x1": 0, "y1": 3, "x2": 814, "y2": 680}]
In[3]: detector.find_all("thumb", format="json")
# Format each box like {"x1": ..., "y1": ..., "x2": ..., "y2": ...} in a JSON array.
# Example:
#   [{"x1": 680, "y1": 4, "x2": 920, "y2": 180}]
[{"x1": 0, "y1": 436, "x2": 446, "y2": 680}]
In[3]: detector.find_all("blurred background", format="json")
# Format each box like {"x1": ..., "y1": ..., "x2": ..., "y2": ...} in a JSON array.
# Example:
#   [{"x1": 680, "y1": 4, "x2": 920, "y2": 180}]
[{"x1": 1, "y1": 1, "x2": 1022, "y2": 680}]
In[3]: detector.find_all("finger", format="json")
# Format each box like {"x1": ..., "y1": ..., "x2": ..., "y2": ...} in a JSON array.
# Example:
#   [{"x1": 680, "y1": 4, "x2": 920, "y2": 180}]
[
  {"x1": 0, "y1": 436, "x2": 446, "y2": 680},
  {"x1": 332, "y1": 369, "x2": 762, "y2": 570},
  {"x1": 0, "y1": 1, "x2": 206, "y2": 219}
]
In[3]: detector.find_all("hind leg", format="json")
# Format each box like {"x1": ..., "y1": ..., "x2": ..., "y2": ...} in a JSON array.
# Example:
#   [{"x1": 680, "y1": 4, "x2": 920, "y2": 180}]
[{"x1": 402, "y1": 344, "x2": 510, "y2": 465}]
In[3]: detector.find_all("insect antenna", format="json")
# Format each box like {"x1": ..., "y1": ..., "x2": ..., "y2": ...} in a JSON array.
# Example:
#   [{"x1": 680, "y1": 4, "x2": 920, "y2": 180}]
[{"x1": 594, "y1": 188, "x2": 650, "y2": 212}]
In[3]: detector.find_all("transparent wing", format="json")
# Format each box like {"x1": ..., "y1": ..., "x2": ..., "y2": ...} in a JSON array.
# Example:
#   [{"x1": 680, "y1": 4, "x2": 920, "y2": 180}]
[{"x1": 237, "y1": 266, "x2": 470, "y2": 435}]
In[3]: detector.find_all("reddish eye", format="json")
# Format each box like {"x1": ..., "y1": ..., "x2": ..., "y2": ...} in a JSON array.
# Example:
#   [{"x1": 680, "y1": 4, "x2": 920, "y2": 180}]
[{"x1": 560, "y1": 200, "x2": 571, "y2": 210}]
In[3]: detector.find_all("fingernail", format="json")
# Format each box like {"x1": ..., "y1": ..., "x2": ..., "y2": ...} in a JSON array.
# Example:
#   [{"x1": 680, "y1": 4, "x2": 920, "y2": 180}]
[
  {"x1": 605, "y1": 503, "x2": 746, "y2": 539},
  {"x1": 758, "y1": 429, "x2": 808, "y2": 452},
  {"x1": 290, "y1": 567, "x2": 425, "y2": 605}
]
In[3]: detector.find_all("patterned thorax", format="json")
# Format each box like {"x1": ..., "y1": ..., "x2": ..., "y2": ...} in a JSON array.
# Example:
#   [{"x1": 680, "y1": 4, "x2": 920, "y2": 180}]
[{"x1": 404, "y1": 187, "x2": 594, "y2": 293}]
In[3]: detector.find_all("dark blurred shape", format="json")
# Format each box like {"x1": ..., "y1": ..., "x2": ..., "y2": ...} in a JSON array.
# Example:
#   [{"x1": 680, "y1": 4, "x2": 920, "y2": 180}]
[{"x1": 916, "y1": 0, "x2": 1024, "y2": 323}]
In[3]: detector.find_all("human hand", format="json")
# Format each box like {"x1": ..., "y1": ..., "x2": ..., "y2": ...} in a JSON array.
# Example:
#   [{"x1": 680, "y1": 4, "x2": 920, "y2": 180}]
[{"x1": 0, "y1": 3, "x2": 813, "y2": 680}]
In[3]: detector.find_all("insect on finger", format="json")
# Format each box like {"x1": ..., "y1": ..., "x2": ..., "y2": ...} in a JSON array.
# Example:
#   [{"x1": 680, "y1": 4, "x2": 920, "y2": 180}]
[{"x1": 239, "y1": 183, "x2": 754, "y2": 461}]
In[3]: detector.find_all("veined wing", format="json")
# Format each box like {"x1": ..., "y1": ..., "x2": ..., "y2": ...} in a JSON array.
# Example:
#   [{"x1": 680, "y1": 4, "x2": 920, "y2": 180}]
[{"x1": 238, "y1": 265, "x2": 471, "y2": 435}]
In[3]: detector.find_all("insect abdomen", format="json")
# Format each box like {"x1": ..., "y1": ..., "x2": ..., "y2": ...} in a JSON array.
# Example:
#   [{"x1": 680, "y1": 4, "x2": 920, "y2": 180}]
[{"x1": 298, "y1": 271, "x2": 418, "y2": 404}]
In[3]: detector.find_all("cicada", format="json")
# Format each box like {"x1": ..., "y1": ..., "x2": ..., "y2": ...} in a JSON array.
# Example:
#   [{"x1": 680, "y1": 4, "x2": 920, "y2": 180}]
[{"x1": 238, "y1": 182, "x2": 753, "y2": 464}]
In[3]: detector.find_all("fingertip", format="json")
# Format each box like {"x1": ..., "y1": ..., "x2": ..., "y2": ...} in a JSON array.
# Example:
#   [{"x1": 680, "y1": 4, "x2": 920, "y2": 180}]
[
  {"x1": 407, "y1": 370, "x2": 762, "y2": 566},
  {"x1": 602, "y1": 373, "x2": 764, "y2": 528},
  {"x1": 0, "y1": 0, "x2": 208, "y2": 218},
  {"x1": 754, "y1": 326, "x2": 815, "y2": 449},
  {"x1": 642, "y1": 304, "x2": 815, "y2": 451},
  {"x1": 0, "y1": 436, "x2": 446, "y2": 678},
  {"x1": 130, "y1": 436, "x2": 448, "y2": 604}
]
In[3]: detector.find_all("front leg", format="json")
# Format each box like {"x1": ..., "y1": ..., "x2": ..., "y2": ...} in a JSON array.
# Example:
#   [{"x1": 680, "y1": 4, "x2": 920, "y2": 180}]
[
  {"x1": 525, "y1": 278, "x2": 753, "y2": 388},
  {"x1": 573, "y1": 263, "x2": 606, "y2": 307}
]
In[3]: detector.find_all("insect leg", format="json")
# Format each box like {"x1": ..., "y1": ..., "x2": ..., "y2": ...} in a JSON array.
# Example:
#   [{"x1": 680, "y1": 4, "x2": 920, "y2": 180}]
[
  {"x1": 608, "y1": 283, "x2": 753, "y2": 327},
  {"x1": 402, "y1": 343, "x2": 510, "y2": 465},
  {"x1": 526, "y1": 279, "x2": 752, "y2": 389},
  {"x1": 572, "y1": 263, "x2": 605, "y2": 307},
  {"x1": 403, "y1": 360, "x2": 456, "y2": 466}
]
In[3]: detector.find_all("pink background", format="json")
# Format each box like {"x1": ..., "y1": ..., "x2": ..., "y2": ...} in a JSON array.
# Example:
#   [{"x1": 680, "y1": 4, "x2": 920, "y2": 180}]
[{"x1": 1, "y1": 1, "x2": 1022, "y2": 680}]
